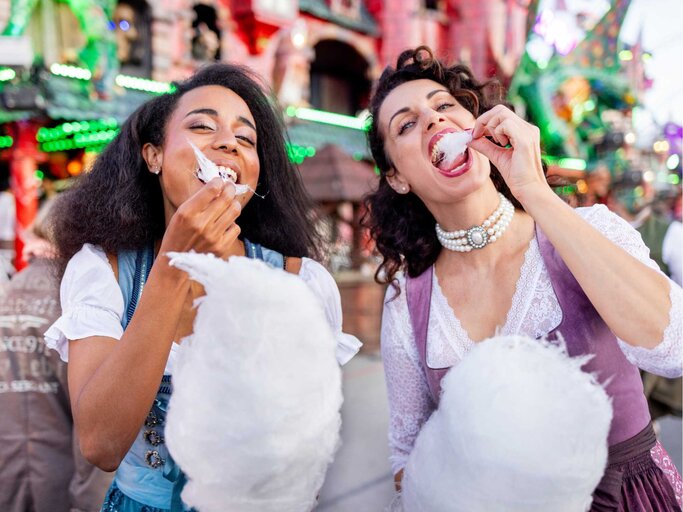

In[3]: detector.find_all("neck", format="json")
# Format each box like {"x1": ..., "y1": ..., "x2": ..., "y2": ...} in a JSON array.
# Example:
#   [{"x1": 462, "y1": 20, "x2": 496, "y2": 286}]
[{"x1": 432, "y1": 181, "x2": 501, "y2": 231}]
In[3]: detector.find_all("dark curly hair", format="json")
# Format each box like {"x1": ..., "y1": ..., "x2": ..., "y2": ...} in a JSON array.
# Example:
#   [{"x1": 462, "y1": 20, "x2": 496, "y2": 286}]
[
  {"x1": 52, "y1": 63, "x2": 321, "y2": 275},
  {"x1": 363, "y1": 46, "x2": 523, "y2": 286}
]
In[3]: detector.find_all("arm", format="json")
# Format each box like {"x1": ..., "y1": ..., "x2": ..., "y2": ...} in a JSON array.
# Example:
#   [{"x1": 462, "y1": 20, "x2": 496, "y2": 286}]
[
  {"x1": 69, "y1": 179, "x2": 241, "y2": 471},
  {"x1": 471, "y1": 106, "x2": 674, "y2": 349},
  {"x1": 380, "y1": 284, "x2": 436, "y2": 490}
]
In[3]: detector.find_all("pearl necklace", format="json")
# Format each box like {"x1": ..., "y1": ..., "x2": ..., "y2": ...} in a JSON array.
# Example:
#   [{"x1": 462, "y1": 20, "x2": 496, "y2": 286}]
[{"x1": 435, "y1": 193, "x2": 515, "y2": 252}]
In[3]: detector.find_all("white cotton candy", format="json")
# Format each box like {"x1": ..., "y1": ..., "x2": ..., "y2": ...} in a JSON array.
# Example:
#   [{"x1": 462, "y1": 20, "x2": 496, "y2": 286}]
[
  {"x1": 439, "y1": 131, "x2": 472, "y2": 165},
  {"x1": 187, "y1": 139, "x2": 251, "y2": 195},
  {"x1": 164, "y1": 253, "x2": 343, "y2": 512},
  {"x1": 401, "y1": 335, "x2": 612, "y2": 512}
]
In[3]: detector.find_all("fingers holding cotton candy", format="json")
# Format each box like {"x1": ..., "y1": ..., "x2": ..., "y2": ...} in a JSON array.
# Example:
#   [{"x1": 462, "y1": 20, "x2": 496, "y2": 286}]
[
  {"x1": 164, "y1": 254, "x2": 343, "y2": 512},
  {"x1": 401, "y1": 335, "x2": 612, "y2": 512}
]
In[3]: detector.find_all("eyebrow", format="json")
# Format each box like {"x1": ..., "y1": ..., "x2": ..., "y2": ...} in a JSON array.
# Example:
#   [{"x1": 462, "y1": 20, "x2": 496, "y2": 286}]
[
  {"x1": 184, "y1": 109, "x2": 257, "y2": 132},
  {"x1": 388, "y1": 89, "x2": 451, "y2": 130}
]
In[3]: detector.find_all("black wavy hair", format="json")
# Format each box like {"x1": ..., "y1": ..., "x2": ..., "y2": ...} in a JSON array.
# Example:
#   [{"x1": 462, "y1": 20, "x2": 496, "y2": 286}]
[
  {"x1": 52, "y1": 63, "x2": 320, "y2": 275},
  {"x1": 363, "y1": 46, "x2": 523, "y2": 286}
]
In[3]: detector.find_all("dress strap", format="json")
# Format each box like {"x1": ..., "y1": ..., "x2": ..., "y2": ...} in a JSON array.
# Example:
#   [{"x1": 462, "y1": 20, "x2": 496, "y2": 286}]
[
  {"x1": 406, "y1": 266, "x2": 444, "y2": 405},
  {"x1": 244, "y1": 238, "x2": 285, "y2": 269}
]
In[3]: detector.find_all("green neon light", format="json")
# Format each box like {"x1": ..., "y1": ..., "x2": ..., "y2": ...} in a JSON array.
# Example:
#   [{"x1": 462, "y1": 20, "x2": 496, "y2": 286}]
[
  {"x1": 0, "y1": 136, "x2": 13, "y2": 148},
  {"x1": 286, "y1": 106, "x2": 369, "y2": 131},
  {"x1": 49, "y1": 64, "x2": 173, "y2": 94},
  {"x1": 40, "y1": 128, "x2": 120, "y2": 152},
  {"x1": 115, "y1": 74, "x2": 174, "y2": 94},
  {"x1": 37, "y1": 118, "x2": 119, "y2": 142},
  {"x1": 286, "y1": 144, "x2": 316, "y2": 164},
  {"x1": 557, "y1": 157, "x2": 587, "y2": 171},
  {"x1": 50, "y1": 63, "x2": 92, "y2": 80},
  {"x1": 0, "y1": 68, "x2": 16, "y2": 82}
]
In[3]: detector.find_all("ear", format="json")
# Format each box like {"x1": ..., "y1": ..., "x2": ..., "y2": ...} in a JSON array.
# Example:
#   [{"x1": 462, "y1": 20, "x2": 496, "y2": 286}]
[
  {"x1": 142, "y1": 143, "x2": 163, "y2": 175},
  {"x1": 386, "y1": 169, "x2": 411, "y2": 194}
]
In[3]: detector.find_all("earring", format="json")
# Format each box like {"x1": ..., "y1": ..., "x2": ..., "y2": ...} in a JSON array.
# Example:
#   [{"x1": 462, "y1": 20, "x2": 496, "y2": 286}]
[
  {"x1": 151, "y1": 166, "x2": 160, "y2": 175},
  {"x1": 399, "y1": 185, "x2": 409, "y2": 193}
]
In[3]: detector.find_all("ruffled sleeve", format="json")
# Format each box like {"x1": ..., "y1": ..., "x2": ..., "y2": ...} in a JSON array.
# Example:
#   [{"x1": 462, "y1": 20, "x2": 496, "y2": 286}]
[
  {"x1": 579, "y1": 205, "x2": 683, "y2": 377},
  {"x1": 299, "y1": 258, "x2": 362, "y2": 365},
  {"x1": 44, "y1": 244, "x2": 125, "y2": 362}
]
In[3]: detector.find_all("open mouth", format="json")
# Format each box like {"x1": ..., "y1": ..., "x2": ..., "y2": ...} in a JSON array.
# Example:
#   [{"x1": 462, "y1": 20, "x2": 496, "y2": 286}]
[
  {"x1": 429, "y1": 129, "x2": 472, "y2": 172},
  {"x1": 196, "y1": 164, "x2": 239, "y2": 185}
]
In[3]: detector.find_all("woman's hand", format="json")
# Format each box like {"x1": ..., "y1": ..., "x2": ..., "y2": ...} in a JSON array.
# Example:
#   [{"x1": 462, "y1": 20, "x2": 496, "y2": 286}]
[
  {"x1": 468, "y1": 105, "x2": 549, "y2": 206},
  {"x1": 160, "y1": 177, "x2": 242, "y2": 259}
]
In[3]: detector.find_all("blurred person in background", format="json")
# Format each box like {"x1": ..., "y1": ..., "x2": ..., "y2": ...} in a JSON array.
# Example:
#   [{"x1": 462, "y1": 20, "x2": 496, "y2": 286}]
[
  {"x1": 0, "y1": 200, "x2": 112, "y2": 512},
  {"x1": 579, "y1": 162, "x2": 612, "y2": 207},
  {"x1": 0, "y1": 171, "x2": 16, "y2": 283},
  {"x1": 662, "y1": 192, "x2": 682, "y2": 287}
]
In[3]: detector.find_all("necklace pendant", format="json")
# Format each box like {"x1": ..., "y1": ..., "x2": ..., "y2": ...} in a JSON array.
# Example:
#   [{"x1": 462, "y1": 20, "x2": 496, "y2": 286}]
[{"x1": 467, "y1": 226, "x2": 488, "y2": 249}]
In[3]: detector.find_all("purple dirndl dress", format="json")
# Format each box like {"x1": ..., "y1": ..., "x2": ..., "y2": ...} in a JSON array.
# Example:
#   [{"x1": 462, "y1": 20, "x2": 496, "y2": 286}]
[{"x1": 405, "y1": 226, "x2": 682, "y2": 511}]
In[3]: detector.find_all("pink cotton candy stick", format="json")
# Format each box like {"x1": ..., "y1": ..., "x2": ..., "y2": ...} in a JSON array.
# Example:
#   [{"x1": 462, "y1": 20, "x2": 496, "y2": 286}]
[
  {"x1": 439, "y1": 131, "x2": 472, "y2": 166},
  {"x1": 187, "y1": 139, "x2": 251, "y2": 196}
]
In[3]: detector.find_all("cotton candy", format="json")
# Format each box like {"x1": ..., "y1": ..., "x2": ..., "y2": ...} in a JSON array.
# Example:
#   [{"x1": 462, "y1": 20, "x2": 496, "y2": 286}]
[
  {"x1": 188, "y1": 139, "x2": 252, "y2": 195},
  {"x1": 164, "y1": 253, "x2": 342, "y2": 512},
  {"x1": 401, "y1": 335, "x2": 612, "y2": 512},
  {"x1": 439, "y1": 130, "x2": 472, "y2": 166}
]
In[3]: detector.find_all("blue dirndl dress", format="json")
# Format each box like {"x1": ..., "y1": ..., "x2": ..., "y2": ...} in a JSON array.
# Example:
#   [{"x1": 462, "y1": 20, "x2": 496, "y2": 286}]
[{"x1": 101, "y1": 240, "x2": 285, "y2": 512}]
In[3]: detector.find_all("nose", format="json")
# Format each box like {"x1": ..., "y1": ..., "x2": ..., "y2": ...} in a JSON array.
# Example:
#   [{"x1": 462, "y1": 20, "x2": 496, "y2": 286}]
[
  {"x1": 212, "y1": 127, "x2": 238, "y2": 153},
  {"x1": 423, "y1": 108, "x2": 446, "y2": 132}
]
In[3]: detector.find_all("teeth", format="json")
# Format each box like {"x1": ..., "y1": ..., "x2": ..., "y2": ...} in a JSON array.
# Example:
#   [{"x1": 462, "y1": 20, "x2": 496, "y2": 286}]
[{"x1": 216, "y1": 165, "x2": 237, "y2": 183}]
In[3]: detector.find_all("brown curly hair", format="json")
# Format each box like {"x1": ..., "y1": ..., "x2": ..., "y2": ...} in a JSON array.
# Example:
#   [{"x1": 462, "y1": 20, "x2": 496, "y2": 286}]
[{"x1": 363, "y1": 46, "x2": 523, "y2": 287}]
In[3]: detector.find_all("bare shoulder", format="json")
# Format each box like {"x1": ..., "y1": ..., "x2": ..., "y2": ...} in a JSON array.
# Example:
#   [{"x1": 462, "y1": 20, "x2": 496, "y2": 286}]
[
  {"x1": 106, "y1": 253, "x2": 119, "y2": 281},
  {"x1": 285, "y1": 256, "x2": 303, "y2": 275}
]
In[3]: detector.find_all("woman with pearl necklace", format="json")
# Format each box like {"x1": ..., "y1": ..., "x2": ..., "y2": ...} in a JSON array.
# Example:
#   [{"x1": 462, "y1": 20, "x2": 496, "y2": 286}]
[{"x1": 364, "y1": 46, "x2": 683, "y2": 510}]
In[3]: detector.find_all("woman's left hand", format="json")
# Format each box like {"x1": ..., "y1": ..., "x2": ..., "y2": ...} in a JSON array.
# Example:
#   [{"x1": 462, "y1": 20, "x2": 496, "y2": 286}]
[{"x1": 468, "y1": 105, "x2": 548, "y2": 205}]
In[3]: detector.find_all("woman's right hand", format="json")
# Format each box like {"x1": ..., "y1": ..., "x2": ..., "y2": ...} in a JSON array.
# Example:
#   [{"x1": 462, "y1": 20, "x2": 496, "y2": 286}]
[{"x1": 160, "y1": 178, "x2": 242, "y2": 259}]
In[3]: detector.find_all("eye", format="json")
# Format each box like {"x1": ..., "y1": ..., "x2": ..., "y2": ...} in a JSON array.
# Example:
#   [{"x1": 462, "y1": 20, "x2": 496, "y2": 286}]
[
  {"x1": 436, "y1": 102, "x2": 454, "y2": 111},
  {"x1": 237, "y1": 135, "x2": 256, "y2": 146},
  {"x1": 398, "y1": 120, "x2": 415, "y2": 135},
  {"x1": 189, "y1": 123, "x2": 214, "y2": 131}
]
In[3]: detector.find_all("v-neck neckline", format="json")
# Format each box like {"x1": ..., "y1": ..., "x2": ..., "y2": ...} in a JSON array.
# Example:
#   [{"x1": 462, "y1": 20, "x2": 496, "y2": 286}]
[{"x1": 432, "y1": 235, "x2": 539, "y2": 345}]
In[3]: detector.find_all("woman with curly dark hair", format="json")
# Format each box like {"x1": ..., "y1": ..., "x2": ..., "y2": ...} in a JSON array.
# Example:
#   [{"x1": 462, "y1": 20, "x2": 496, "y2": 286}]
[
  {"x1": 44, "y1": 63, "x2": 360, "y2": 511},
  {"x1": 365, "y1": 46, "x2": 682, "y2": 509}
]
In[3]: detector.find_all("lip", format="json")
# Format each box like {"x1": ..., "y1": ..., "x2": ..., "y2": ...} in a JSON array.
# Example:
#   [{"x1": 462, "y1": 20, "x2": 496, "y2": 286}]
[{"x1": 436, "y1": 148, "x2": 472, "y2": 178}]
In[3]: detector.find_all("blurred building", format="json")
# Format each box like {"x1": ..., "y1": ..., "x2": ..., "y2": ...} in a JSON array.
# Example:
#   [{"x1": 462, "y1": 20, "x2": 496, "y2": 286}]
[{"x1": 0, "y1": 0, "x2": 540, "y2": 350}]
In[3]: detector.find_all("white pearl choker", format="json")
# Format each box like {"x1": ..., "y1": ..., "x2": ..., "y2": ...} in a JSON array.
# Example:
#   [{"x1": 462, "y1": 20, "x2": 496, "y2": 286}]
[{"x1": 435, "y1": 193, "x2": 515, "y2": 252}]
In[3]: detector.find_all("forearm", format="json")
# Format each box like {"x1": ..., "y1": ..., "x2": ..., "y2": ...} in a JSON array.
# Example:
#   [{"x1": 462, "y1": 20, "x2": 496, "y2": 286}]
[
  {"x1": 74, "y1": 260, "x2": 190, "y2": 469},
  {"x1": 520, "y1": 187, "x2": 671, "y2": 348}
]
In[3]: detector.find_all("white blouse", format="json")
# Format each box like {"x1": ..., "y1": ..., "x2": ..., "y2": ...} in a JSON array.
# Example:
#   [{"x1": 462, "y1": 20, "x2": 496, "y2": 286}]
[
  {"x1": 381, "y1": 205, "x2": 683, "y2": 474},
  {"x1": 45, "y1": 244, "x2": 361, "y2": 372}
]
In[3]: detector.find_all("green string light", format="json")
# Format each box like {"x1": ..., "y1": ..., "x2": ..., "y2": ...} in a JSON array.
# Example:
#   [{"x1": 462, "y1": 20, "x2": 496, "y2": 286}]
[
  {"x1": 286, "y1": 144, "x2": 316, "y2": 164},
  {"x1": 49, "y1": 64, "x2": 174, "y2": 94},
  {"x1": 0, "y1": 136, "x2": 13, "y2": 149},
  {"x1": 0, "y1": 68, "x2": 16, "y2": 82},
  {"x1": 115, "y1": 74, "x2": 175, "y2": 94},
  {"x1": 50, "y1": 63, "x2": 92, "y2": 80}
]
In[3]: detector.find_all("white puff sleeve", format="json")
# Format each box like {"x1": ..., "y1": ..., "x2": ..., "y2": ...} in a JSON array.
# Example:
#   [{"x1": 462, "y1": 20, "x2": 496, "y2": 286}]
[
  {"x1": 299, "y1": 258, "x2": 362, "y2": 365},
  {"x1": 44, "y1": 244, "x2": 125, "y2": 362}
]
